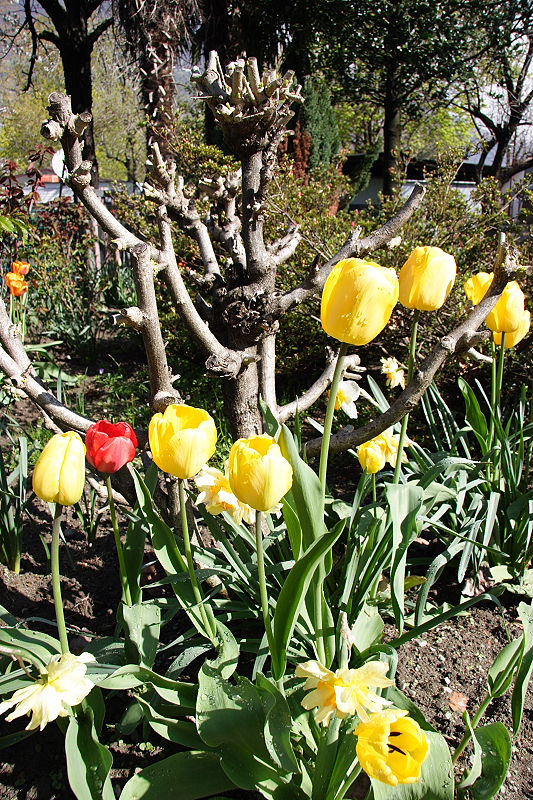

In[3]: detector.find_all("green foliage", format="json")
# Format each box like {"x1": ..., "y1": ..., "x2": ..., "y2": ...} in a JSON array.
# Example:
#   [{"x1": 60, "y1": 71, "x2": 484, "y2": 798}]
[{"x1": 299, "y1": 76, "x2": 341, "y2": 169}]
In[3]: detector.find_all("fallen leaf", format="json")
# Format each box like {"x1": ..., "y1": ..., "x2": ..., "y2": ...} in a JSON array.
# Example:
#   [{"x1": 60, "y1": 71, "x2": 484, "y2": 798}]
[{"x1": 449, "y1": 690, "x2": 469, "y2": 712}]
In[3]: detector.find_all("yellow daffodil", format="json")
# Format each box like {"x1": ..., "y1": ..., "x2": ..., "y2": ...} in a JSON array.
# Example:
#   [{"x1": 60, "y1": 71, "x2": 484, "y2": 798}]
[
  {"x1": 357, "y1": 439, "x2": 387, "y2": 474},
  {"x1": 321, "y1": 258, "x2": 399, "y2": 345},
  {"x1": 355, "y1": 708, "x2": 430, "y2": 786},
  {"x1": 149, "y1": 404, "x2": 217, "y2": 480},
  {"x1": 0, "y1": 652, "x2": 95, "y2": 731},
  {"x1": 229, "y1": 434, "x2": 293, "y2": 512},
  {"x1": 464, "y1": 273, "x2": 526, "y2": 333},
  {"x1": 333, "y1": 380, "x2": 360, "y2": 419},
  {"x1": 380, "y1": 357, "x2": 406, "y2": 389},
  {"x1": 379, "y1": 428, "x2": 409, "y2": 468},
  {"x1": 399, "y1": 246, "x2": 456, "y2": 311},
  {"x1": 493, "y1": 309, "x2": 530, "y2": 348},
  {"x1": 295, "y1": 659, "x2": 394, "y2": 726},
  {"x1": 195, "y1": 466, "x2": 255, "y2": 525},
  {"x1": 33, "y1": 431, "x2": 86, "y2": 506}
]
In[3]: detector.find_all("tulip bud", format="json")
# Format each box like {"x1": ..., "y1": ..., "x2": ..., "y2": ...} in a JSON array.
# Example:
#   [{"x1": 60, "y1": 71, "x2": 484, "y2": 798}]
[
  {"x1": 33, "y1": 431, "x2": 86, "y2": 506},
  {"x1": 485, "y1": 280, "x2": 525, "y2": 333},
  {"x1": 321, "y1": 258, "x2": 399, "y2": 345},
  {"x1": 149, "y1": 404, "x2": 217, "y2": 479},
  {"x1": 85, "y1": 420, "x2": 138, "y2": 473},
  {"x1": 399, "y1": 246, "x2": 456, "y2": 311},
  {"x1": 229, "y1": 434, "x2": 293, "y2": 512},
  {"x1": 357, "y1": 439, "x2": 386, "y2": 474},
  {"x1": 493, "y1": 309, "x2": 530, "y2": 348}
]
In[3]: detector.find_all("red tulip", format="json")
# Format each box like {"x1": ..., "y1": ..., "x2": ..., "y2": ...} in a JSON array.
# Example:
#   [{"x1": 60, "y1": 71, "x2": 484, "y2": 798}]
[{"x1": 85, "y1": 420, "x2": 138, "y2": 473}]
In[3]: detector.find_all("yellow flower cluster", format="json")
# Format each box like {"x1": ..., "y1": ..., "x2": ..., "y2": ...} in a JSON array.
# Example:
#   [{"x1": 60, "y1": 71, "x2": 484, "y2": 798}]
[
  {"x1": 464, "y1": 272, "x2": 530, "y2": 347},
  {"x1": 357, "y1": 429, "x2": 409, "y2": 474},
  {"x1": 295, "y1": 659, "x2": 429, "y2": 786},
  {"x1": 148, "y1": 405, "x2": 293, "y2": 517}
]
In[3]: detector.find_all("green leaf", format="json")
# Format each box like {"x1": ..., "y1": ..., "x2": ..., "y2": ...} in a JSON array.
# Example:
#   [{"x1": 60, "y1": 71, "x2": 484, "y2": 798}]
[
  {"x1": 279, "y1": 424, "x2": 325, "y2": 550},
  {"x1": 385, "y1": 483, "x2": 424, "y2": 632},
  {"x1": 0, "y1": 626, "x2": 61, "y2": 668},
  {"x1": 209, "y1": 621, "x2": 239, "y2": 680},
  {"x1": 282, "y1": 496, "x2": 303, "y2": 560},
  {"x1": 65, "y1": 707, "x2": 114, "y2": 800},
  {"x1": 511, "y1": 601, "x2": 533, "y2": 735},
  {"x1": 487, "y1": 637, "x2": 523, "y2": 698},
  {"x1": 256, "y1": 673, "x2": 299, "y2": 773},
  {"x1": 350, "y1": 604, "x2": 384, "y2": 653},
  {"x1": 458, "y1": 721, "x2": 512, "y2": 800},
  {"x1": 271, "y1": 521, "x2": 345, "y2": 679},
  {"x1": 121, "y1": 602, "x2": 161, "y2": 668},
  {"x1": 96, "y1": 664, "x2": 197, "y2": 709},
  {"x1": 197, "y1": 668, "x2": 269, "y2": 761},
  {"x1": 119, "y1": 751, "x2": 235, "y2": 800},
  {"x1": 458, "y1": 378, "x2": 489, "y2": 450}
]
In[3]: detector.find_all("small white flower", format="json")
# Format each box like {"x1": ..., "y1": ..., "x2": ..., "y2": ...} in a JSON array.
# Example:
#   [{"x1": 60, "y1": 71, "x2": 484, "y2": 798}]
[{"x1": 0, "y1": 652, "x2": 95, "y2": 731}]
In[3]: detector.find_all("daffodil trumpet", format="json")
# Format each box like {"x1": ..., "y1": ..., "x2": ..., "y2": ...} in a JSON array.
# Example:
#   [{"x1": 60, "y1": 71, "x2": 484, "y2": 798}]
[
  {"x1": 105, "y1": 474, "x2": 132, "y2": 606},
  {"x1": 179, "y1": 479, "x2": 217, "y2": 645},
  {"x1": 393, "y1": 311, "x2": 419, "y2": 483}
]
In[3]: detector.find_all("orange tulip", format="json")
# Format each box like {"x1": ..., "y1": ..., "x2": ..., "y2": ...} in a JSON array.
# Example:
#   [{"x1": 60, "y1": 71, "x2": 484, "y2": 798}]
[
  {"x1": 5, "y1": 272, "x2": 29, "y2": 297},
  {"x1": 12, "y1": 261, "x2": 30, "y2": 276}
]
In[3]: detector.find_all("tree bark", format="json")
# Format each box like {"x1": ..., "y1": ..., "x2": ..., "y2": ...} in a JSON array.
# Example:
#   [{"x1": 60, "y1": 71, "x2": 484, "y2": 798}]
[{"x1": 222, "y1": 357, "x2": 263, "y2": 437}]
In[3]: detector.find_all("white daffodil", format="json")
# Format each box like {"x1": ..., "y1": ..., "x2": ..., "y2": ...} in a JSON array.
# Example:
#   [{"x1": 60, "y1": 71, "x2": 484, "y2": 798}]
[
  {"x1": 0, "y1": 652, "x2": 95, "y2": 731},
  {"x1": 333, "y1": 380, "x2": 361, "y2": 419},
  {"x1": 380, "y1": 357, "x2": 406, "y2": 390},
  {"x1": 295, "y1": 659, "x2": 394, "y2": 726},
  {"x1": 195, "y1": 466, "x2": 255, "y2": 525}
]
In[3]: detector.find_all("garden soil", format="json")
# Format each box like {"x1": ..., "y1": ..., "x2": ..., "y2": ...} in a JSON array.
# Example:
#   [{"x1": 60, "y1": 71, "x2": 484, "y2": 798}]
[{"x1": 0, "y1": 498, "x2": 532, "y2": 799}]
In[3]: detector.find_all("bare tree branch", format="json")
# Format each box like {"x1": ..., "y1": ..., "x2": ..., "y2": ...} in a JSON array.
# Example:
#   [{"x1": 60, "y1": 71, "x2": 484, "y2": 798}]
[
  {"x1": 272, "y1": 184, "x2": 426, "y2": 316},
  {"x1": 279, "y1": 353, "x2": 362, "y2": 423}
]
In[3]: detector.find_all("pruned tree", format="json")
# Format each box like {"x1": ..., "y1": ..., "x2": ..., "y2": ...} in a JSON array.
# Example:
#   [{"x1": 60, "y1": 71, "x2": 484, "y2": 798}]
[{"x1": 0, "y1": 54, "x2": 528, "y2": 484}]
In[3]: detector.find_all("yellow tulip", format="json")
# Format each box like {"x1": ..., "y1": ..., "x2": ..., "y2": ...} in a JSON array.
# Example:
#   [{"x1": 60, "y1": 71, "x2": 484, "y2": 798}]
[
  {"x1": 321, "y1": 258, "x2": 399, "y2": 345},
  {"x1": 399, "y1": 246, "x2": 456, "y2": 311},
  {"x1": 229, "y1": 434, "x2": 293, "y2": 512},
  {"x1": 464, "y1": 273, "x2": 526, "y2": 333},
  {"x1": 357, "y1": 439, "x2": 387, "y2": 474},
  {"x1": 485, "y1": 280, "x2": 525, "y2": 333},
  {"x1": 464, "y1": 271, "x2": 493, "y2": 305},
  {"x1": 355, "y1": 708, "x2": 430, "y2": 786},
  {"x1": 33, "y1": 431, "x2": 86, "y2": 506},
  {"x1": 493, "y1": 309, "x2": 530, "y2": 348},
  {"x1": 149, "y1": 404, "x2": 217, "y2": 479}
]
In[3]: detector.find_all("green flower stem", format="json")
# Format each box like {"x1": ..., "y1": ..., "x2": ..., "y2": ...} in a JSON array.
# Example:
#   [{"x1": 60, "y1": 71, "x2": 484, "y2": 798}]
[
  {"x1": 179, "y1": 479, "x2": 217, "y2": 645},
  {"x1": 372, "y1": 473, "x2": 377, "y2": 505},
  {"x1": 315, "y1": 343, "x2": 348, "y2": 666},
  {"x1": 319, "y1": 342, "x2": 349, "y2": 494},
  {"x1": 105, "y1": 474, "x2": 132, "y2": 607},
  {"x1": 51, "y1": 503, "x2": 69, "y2": 654},
  {"x1": 393, "y1": 311, "x2": 420, "y2": 484},
  {"x1": 255, "y1": 511, "x2": 276, "y2": 661},
  {"x1": 452, "y1": 694, "x2": 492, "y2": 763}
]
